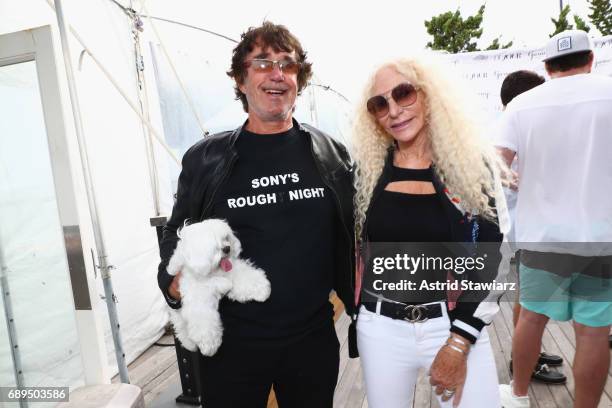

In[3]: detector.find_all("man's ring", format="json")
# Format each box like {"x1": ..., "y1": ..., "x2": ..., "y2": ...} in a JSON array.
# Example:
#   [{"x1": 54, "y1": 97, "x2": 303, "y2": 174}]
[{"x1": 442, "y1": 389, "x2": 455, "y2": 397}]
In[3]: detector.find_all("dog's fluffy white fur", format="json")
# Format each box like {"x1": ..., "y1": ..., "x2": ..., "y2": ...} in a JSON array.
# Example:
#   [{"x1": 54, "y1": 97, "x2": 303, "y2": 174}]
[{"x1": 167, "y1": 219, "x2": 271, "y2": 356}]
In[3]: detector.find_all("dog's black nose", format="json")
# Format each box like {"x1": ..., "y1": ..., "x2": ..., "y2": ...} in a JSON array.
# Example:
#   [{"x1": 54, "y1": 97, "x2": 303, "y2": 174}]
[{"x1": 222, "y1": 246, "x2": 231, "y2": 254}]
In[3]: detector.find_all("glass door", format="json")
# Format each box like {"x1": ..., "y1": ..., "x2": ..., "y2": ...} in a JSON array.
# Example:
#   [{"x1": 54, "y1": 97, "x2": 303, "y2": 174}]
[{"x1": 0, "y1": 27, "x2": 91, "y2": 407}]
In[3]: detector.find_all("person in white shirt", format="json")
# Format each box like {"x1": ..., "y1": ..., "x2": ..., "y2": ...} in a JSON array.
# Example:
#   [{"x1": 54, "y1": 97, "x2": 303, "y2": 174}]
[
  {"x1": 498, "y1": 70, "x2": 568, "y2": 386},
  {"x1": 496, "y1": 30, "x2": 612, "y2": 408}
]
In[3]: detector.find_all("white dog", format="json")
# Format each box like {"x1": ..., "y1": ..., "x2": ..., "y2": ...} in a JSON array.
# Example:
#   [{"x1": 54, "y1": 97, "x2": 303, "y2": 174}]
[{"x1": 166, "y1": 219, "x2": 271, "y2": 356}]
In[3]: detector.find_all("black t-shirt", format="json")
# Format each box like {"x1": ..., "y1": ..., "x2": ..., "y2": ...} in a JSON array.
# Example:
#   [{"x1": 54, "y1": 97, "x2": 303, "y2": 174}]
[{"x1": 211, "y1": 126, "x2": 336, "y2": 342}]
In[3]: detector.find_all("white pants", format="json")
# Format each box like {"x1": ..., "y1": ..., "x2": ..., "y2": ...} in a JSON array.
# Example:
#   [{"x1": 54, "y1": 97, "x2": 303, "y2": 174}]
[{"x1": 357, "y1": 303, "x2": 500, "y2": 408}]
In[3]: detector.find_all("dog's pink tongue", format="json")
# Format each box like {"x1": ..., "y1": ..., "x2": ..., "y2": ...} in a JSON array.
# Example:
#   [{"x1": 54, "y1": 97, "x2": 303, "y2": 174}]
[{"x1": 220, "y1": 258, "x2": 232, "y2": 272}]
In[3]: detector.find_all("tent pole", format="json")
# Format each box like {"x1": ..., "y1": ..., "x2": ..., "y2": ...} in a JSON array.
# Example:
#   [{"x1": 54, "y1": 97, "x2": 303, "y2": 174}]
[
  {"x1": 0, "y1": 236, "x2": 28, "y2": 408},
  {"x1": 53, "y1": 0, "x2": 130, "y2": 383},
  {"x1": 127, "y1": 4, "x2": 162, "y2": 216}
]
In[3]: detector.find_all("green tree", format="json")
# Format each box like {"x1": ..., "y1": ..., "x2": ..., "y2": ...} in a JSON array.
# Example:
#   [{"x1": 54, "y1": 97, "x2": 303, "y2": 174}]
[
  {"x1": 486, "y1": 37, "x2": 514, "y2": 50},
  {"x1": 424, "y1": 5, "x2": 512, "y2": 53},
  {"x1": 550, "y1": 5, "x2": 591, "y2": 37},
  {"x1": 550, "y1": 5, "x2": 573, "y2": 36},
  {"x1": 588, "y1": 0, "x2": 612, "y2": 35},
  {"x1": 573, "y1": 15, "x2": 591, "y2": 32}
]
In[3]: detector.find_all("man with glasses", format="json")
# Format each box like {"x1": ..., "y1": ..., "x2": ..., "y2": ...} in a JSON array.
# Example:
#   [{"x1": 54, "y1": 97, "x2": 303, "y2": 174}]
[
  {"x1": 157, "y1": 22, "x2": 355, "y2": 408},
  {"x1": 497, "y1": 30, "x2": 612, "y2": 408}
]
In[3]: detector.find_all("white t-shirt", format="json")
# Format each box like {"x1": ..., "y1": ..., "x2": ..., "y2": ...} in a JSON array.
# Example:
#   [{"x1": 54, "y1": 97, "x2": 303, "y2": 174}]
[
  {"x1": 495, "y1": 73, "x2": 612, "y2": 256},
  {"x1": 503, "y1": 157, "x2": 519, "y2": 251}
]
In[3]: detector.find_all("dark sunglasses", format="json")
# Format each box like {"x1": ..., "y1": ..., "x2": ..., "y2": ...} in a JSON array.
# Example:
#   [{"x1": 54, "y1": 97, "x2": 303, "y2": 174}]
[
  {"x1": 244, "y1": 58, "x2": 301, "y2": 75},
  {"x1": 366, "y1": 82, "x2": 418, "y2": 118}
]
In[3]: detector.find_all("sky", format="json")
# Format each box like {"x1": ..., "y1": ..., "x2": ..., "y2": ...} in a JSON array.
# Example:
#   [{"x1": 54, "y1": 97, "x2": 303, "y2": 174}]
[{"x1": 144, "y1": 0, "x2": 597, "y2": 102}]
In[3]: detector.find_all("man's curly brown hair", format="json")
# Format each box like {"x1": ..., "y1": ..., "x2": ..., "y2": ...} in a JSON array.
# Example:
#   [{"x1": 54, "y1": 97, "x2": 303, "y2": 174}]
[{"x1": 227, "y1": 22, "x2": 313, "y2": 113}]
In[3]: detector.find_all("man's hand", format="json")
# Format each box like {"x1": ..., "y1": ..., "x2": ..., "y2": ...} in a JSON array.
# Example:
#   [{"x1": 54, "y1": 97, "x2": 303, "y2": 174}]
[
  {"x1": 504, "y1": 169, "x2": 519, "y2": 191},
  {"x1": 497, "y1": 147, "x2": 519, "y2": 191},
  {"x1": 168, "y1": 272, "x2": 182, "y2": 300}
]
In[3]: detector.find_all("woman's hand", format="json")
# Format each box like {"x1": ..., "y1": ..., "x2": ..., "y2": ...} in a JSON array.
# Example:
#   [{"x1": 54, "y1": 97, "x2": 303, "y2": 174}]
[{"x1": 429, "y1": 334, "x2": 470, "y2": 407}]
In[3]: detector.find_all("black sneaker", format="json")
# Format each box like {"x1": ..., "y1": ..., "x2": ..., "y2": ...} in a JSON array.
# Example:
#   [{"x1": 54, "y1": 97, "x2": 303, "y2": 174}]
[
  {"x1": 509, "y1": 360, "x2": 567, "y2": 384},
  {"x1": 538, "y1": 352, "x2": 563, "y2": 366},
  {"x1": 532, "y1": 363, "x2": 567, "y2": 384}
]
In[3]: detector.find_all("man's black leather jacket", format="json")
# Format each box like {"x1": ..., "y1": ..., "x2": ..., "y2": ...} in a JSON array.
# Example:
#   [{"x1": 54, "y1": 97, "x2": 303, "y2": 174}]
[{"x1": 157, "y1": 119, "x2": 356, "y2": 343}]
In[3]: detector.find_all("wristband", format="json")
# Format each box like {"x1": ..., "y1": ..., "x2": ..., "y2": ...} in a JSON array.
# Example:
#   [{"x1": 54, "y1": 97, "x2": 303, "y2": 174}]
[
  {"x1": 448, "y1": 335, "x2": 468, "y2": 347},
  {"x1": 445, "y1": 343, "x2": 468, "y2": 356}
]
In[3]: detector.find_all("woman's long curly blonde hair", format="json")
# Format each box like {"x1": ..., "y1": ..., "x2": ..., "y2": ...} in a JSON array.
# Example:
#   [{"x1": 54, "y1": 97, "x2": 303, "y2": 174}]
[{"x1": 353, "y1": 56, "x2": 502, "y2": 238}]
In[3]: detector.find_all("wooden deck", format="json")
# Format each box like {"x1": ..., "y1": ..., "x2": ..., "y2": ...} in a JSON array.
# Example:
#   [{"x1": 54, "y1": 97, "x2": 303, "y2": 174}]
[{"x1": 119, "y1": 294, "x2": 612, "y2": 407}]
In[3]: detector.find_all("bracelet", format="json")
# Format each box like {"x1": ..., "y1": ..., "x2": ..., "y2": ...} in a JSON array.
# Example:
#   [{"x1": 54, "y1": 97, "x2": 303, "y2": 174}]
[
  {"x1": 444, "y1": 343, "x2": 468, "y2": 356},
  {"x1": 448, "y1": 335, "x2": 468, "y2": 347}
]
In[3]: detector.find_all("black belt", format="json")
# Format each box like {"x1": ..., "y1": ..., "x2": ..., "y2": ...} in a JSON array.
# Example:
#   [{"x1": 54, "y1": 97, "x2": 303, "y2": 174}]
[{"x1": 363, "y1": 301, "x2": 443, "y2": 323}]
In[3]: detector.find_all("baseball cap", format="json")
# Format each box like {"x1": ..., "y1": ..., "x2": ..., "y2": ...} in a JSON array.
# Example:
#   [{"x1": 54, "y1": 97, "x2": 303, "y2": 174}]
[{"x1": 543, "y1": 30, "x2": 593, "y2": 62}]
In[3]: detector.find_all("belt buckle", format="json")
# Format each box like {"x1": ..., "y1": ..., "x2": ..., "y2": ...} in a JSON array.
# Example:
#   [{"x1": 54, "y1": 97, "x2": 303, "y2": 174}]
[{"x1": 403, "y1": 305, "x2": 428, "y2": 323}]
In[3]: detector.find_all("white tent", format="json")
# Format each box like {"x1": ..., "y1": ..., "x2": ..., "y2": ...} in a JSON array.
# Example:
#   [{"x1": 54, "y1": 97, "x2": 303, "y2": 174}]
[{"x1": 1, "y1": 0, "x2": 172, "y2": 400}]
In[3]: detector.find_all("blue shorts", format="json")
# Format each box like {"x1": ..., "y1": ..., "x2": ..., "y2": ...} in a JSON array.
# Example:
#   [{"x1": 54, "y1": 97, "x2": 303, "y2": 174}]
[{"x1": 519, "y1": 263, "x2": 612, "y2": 327}]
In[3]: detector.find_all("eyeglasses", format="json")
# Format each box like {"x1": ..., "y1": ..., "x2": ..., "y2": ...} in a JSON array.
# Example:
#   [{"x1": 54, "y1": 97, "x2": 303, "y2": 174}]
[
  {"x1": 366, "y1": 82, "x2": 418, "y2": 118},
  {"x1": 244, "y1": 58, "x2": 301, "y2": 75}
]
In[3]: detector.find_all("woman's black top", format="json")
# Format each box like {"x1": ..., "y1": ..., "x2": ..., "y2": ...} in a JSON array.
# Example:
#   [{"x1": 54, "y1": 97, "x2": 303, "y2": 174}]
[
  {"x1": 367, "y1": 166, "x2": 451, "y2": 243},
  {"x1": 365, "y1": 165, "x2": 452, "y2": 304}
]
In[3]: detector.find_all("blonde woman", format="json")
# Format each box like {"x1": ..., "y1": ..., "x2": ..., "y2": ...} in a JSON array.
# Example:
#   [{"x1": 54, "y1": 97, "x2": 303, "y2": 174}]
[{"x1": 352, "y1": 57, "x2": 508, "y2": 408}]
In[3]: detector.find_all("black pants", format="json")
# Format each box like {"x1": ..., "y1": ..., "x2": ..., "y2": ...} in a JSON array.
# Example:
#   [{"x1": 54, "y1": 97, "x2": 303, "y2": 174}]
[{"x1": 199, "y1": 322, "x2": 339, "y2": 408}]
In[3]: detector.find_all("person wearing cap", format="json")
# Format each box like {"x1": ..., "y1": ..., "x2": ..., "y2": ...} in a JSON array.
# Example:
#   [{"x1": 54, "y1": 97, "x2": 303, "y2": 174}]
[
  {"x1": 497, "y1": 70, "x2": 568, "y2": 386},
  {"x1": 496, "y1": 30, "x2": 612, "y2": 408}
]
